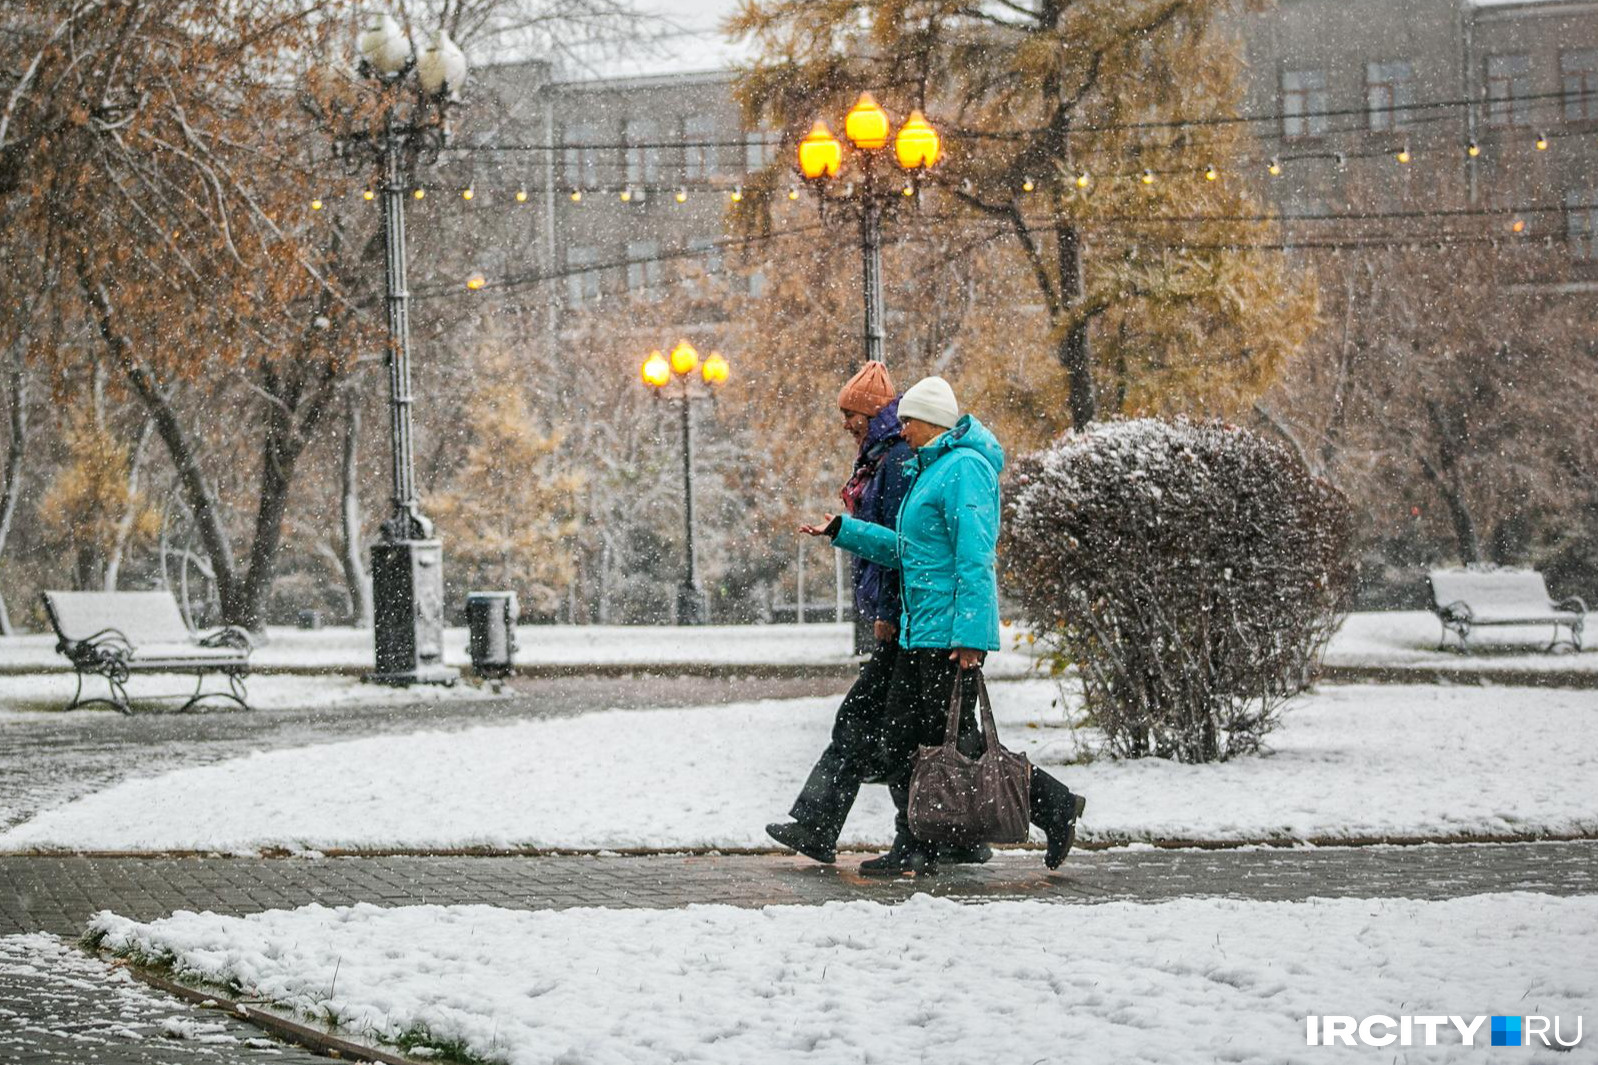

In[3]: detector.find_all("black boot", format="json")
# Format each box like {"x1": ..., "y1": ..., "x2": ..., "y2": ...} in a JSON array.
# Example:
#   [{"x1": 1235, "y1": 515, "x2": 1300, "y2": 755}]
[
  {"x1": 859, "y1": 833, "x2": 937, "y2": 877},
  {"x1": 937, "y1": 841, "x2": 993, "y2": 865},
  {"x1": 765, "y1": 821, "x2": 837, "y2": 864},
  {"x1": 1030, "y1": 769, "x2": 1086, "y2": 870}
]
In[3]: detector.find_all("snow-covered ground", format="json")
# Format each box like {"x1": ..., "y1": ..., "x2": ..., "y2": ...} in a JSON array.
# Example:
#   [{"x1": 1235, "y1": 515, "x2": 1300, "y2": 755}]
[
  {"x1": 2, "y1": 613, "x2": 1591, "y2": 683},
  {"x1": 1324, "y1": 611, "x2": 1597, "y2": 673},
  {"x1": 0, "y1": 671, "x2": 499, "y2": 716},
  {"x1": 6, "y1": 681, "x2": 1594, "y2": 853},
  {"x1": 90, "y1": 892, "x2": 1597, "y2": 1065}
]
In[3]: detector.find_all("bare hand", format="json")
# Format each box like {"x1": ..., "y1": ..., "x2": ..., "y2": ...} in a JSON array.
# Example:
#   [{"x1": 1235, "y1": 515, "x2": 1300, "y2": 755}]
[
  {"x1": 950, "y1": 647, "x2": 984, "y2": 671},
  {"x1": 798, "y1": 514, "x2": 837, "y2": 537},
  {"x1": 873, "y1": 620, "x2": 898, "y2": 643}
]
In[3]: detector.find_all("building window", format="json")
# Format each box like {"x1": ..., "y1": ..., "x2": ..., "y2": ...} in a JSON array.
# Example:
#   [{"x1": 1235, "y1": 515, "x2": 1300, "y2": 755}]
[
  {"x1": 684, "y1": 115, "x2": 717, "y2": 178},
  {"x1": 745, "y1": 130, "x2": 773, "y2": 171},
  {"x1": 1367, "y1": 60, "x2": 1415, "y2": 132},
  {"x1": 1568, "y1": 190, "x2": 1598, "y2": 260},
  {"x1": 626, "y1": 240, "x2": 661, "y2": 291},
  {"x1": 566, "y1": 246, "x2": 599, "y2": 306},
  {"x1": 747, "y1": 269, "x2": 766, "y2": 298},
  {"x1": 562, "y1": 123, "x2": 603, "y2": 189},
  {"x1": 1486, "y1": 54, "x2": 1532, "y2": 127},
  {"x1": 1562, "y1": 50, "x2": 1598, "y2": 122},
  {"x1": 1281, "y1": 70, "x2": 1328, "y2": 139},
  {"x1": 687, "y1": 236, "x2": 722, "y2": 275},
  {"x1": 625, "y1": 120, "x2": 662, "y2": 186}
]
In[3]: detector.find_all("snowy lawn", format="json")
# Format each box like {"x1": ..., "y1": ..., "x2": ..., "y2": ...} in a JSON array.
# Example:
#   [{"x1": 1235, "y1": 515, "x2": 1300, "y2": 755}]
[
  {"x1": 5, "y1": 681, "x2": 1595, "y2": 853},
  {"x1": 0, "y1": 671, "x2": 500, "y2": 716},
  {"x1": 90, "y1": 892, "x2": 1597, "y2": 1065}
]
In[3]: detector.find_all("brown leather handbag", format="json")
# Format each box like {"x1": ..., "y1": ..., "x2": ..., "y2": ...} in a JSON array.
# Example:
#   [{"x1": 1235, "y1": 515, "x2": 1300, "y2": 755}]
[{"x1": 908, "y1": 671, "x2": 1032, "y2": 846}]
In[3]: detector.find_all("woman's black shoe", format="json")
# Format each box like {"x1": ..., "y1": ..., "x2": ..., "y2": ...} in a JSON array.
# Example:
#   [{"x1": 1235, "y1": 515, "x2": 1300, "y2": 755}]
[
  {"x1": 1044, "y1": 794, "x2": 1087, "y2": 870},
  {"x1": 765, "y1": 821, "x2": 837, "y2": 864},
  {"x1": 859, "y1": 834, "x2": 937, "y2": 877}
]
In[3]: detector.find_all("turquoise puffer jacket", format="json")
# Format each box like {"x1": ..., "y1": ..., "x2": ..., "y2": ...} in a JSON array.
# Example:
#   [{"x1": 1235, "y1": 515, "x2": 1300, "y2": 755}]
[{"x1": 832, "y1": 415, "x2": 1005, "y2": 651}]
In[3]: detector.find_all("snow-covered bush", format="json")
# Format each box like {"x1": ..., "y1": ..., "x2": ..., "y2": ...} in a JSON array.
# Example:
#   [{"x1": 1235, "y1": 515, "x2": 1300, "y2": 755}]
[{"x1": 1004, "y1": 418, "x2": 1353, "y2": 763}]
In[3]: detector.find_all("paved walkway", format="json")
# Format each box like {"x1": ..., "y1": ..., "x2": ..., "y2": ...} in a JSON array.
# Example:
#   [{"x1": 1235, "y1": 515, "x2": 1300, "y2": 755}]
[{"x1": 5, "y1": 841, "x2": 1596, "y2": 937}]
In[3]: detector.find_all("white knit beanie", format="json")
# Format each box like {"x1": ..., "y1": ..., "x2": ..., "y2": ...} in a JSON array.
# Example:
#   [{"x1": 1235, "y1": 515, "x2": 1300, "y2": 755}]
[{"x1": 897, "y1": 375, "x2": 959, "y2": 429}]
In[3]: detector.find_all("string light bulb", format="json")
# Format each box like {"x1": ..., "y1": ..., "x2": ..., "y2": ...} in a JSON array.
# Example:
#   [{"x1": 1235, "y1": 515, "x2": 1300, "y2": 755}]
[
  {"x1": 787, "y1": 186, "x2": 799, "y2": 200},
  {"x1": 515, "y1": 189, "x2": 528, "y2": 202},
  {"x1": 1466, "y1": 140, "x2": 1481, "y2": 158},
  {"x1": 901, "y1": 183, "x2": 914, "y2": 196},
  {"x1": 1140, "y1": 168, "x2": 1155, "y2": 185},
  {"x1": 1535, "y1": 132, "x2": 1549, "y2": 151},
  {"x1": 619, "y1": 187, "x2": 632, "y2": 202},
  {"x1": 1075, "y1": 171, "x2": 1090, "y2": 189},
  {"x1": 730, "y1": 187, "x2": 743, "y2": 203},
  {"x1": 570, "y1": 189, "x2": 582, "y2": 203},
  {"x1": 461, "y1": 187, "x2": 473, "y2": 200},
  {"x1": 413, "y1": 187, "x2": 425, "y2": 200},
  {"x1": 675, "y1": 187, "x2": 688, "y2": 203},
  {"x1": 1204, "y1": 164, "x2": 1218, "y2": 182},
  {"x1": 465, "y1": 272, "x2": 485, "y2": 291},
  {"x1": 1395, "y1": 146, "x2": 1411, "y2": 164},
  {"x1": 362, "y1": 189, "x2": 375, "y2": 201},
  {"x1": 1267, "y1": 157, "x2": 1282, "y2": 177},
  {"x1": 310, "y1": 199, "x2": 323, "y2": 211},
  {"x1": 1022, "y1": 177, "x2": 1035, "y2": 192},
  {"x1": 1511, "y1": 217, "x2": 1526, "y2": 234}
]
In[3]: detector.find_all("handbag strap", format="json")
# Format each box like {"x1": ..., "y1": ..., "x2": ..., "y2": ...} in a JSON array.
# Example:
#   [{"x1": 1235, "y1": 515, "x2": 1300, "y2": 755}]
[{"x1": 943, "y1": 668, "x2": 1003, "y2": 752}]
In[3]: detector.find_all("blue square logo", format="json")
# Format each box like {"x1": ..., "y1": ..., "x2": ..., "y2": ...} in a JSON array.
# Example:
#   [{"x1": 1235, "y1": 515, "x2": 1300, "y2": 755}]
[{"x1": 1492, "y1": 1016, "x2": 1522, "y2": 1047}]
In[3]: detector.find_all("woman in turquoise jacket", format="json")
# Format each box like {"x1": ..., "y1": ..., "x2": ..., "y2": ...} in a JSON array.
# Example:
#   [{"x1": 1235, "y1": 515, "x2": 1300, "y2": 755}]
[{"x1": 803, "y1": 376, "x2": 1085, "y2": 876}]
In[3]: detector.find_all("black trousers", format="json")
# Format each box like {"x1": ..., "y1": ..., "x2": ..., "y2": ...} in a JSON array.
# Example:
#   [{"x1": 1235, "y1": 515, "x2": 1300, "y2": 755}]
[
  {"x1": 876, "y1": 648, "x2": 1079, "y2": 842},
  {"x1": 789, "y1": 643, "x2": 985, "y2": 844}
]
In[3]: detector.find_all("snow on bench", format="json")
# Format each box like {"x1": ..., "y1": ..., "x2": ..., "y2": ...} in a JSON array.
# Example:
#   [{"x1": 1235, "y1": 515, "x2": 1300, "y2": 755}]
[{"x1": 1426, "y1": 570, "x2": 1585, "y2": 653}]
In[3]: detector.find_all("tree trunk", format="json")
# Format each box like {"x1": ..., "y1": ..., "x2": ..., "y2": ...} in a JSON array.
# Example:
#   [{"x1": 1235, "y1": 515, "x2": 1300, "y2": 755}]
[
  {"x1": 1420, "y1": 398, "x2": 1482, "y2": 565},
  {"x1": 339, "y1": 390, "x2": 372, "y2": 627},
  {"x1": 0, "y1": 341, "x2": 26, "y2": 634},
  {"x1": 103, "y1": 416, "x2": 154, "y2": 590},
  {"x1": 1055, "y1": 222, "x2": 1096, "y2": 429}
]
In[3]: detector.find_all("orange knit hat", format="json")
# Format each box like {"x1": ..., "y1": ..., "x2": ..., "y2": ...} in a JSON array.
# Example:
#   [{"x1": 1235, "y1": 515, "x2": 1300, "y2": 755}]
[{"x1": 837, "y1": 361, "x2": 896, "y2": 416}]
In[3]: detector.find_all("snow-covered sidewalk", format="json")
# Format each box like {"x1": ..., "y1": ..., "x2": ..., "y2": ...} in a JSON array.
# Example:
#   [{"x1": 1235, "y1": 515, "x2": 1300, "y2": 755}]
[
  {"x1": 6, "y1": 681, "x2": 1594, "y2": 853},
  {"x1": 90, "y1": 892, "x2": 1598, "y2": 1065},
  {"x1": 2, "y1": 612, "x2": 1593, "y2": 683}
]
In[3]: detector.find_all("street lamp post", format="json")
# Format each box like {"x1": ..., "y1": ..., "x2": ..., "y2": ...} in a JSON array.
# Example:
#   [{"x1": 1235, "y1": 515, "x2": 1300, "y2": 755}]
[
  {"x1": 798, "y1": 94, "x2": 942, "y2": 367},
  {"x1": 642, "y1": 343, "x2": 730, "y2": 626},
  {"x1": 355, "y1": 14, "x2": 467, "y2": 686}
]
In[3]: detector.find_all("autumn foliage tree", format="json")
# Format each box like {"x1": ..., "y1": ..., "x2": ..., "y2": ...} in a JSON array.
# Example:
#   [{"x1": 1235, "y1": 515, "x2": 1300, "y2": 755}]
[{"x1": 730, "y1": 0, "x2": 1317, "y2": 441}]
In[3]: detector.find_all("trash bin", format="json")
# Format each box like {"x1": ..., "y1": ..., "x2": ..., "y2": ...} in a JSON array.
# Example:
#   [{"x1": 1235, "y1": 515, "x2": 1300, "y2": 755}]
[{"x1": 465, "y1": 591, "x2": 518, "y2": 678}]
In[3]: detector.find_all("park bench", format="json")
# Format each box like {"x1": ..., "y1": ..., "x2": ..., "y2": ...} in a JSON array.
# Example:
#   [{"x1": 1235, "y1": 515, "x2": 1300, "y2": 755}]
[
  {"x1": 1427, "y1": 569, "x2": 1586, "y2": 653},
  {"x1": 41, "y1": 590, "x2": 254, "y2": 713}
]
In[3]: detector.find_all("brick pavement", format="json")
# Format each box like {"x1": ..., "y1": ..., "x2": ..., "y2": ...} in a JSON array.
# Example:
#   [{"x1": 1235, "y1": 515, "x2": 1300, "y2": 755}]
[{"x1": 4, "y1": 841, "x2": 1596, "y2": 937}]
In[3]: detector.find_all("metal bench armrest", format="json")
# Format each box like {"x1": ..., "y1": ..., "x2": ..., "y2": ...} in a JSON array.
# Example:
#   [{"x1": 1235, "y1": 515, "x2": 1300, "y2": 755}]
[
  {"x1": 198, "y1": 626, "x2": 254, "y2": 653},
  {"x1": 59, "y1": 627, "x2": 134, "y2": 658},
  {"x1": 1435, "y1": 600, "x2": 1473, "y2": 623},
  {"x1": 1558, "y1": 596, "x2": 1588, "y2": 616}
]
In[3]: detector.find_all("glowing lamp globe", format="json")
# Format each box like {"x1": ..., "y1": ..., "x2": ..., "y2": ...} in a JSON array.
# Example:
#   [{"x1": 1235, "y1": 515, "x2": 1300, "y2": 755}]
[
  {"x1": 701, "y1": 352, "x2": 730, "y2": 385},
  {"x1": 845, "y1": 92, "x2": 890, "y2": 151},
  {"x1": 641, "y1": 351, "x2": 671, "y2": 388},
  {"x1": 670, "y1": 340, "x2": 700, "y2": 376},
  {"x1": 798, "y1": 122, "x2": 842, "y2": 180},
  {"x1": 893, "y1": 110, "x2": 940, "y2": 170}
]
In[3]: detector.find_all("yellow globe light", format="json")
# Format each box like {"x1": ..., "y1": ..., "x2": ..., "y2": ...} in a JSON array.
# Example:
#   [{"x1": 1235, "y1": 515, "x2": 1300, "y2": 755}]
[
  {"x1": 515, "y1": 188, "x2": 528, "y2": 202},
  {"x1": 310, "y1": 199, "x2": 324, "y2": 211},
  {"x1": 465, "y1": 272, "x2": 485, "y2": 291},
  {"x1": 701, "y1": 351, "x2": 730, "y2": 385},
  {"x1": 893, "y1": 109, "x2": 940, "y2": 170},
  {"x1": 462, "y1": 187, "x2": 474, "y2": 200},
  {"x1": 798, "y1": 121, "x2": 843, "y2": 180},
  {"x1": 845, "y1": 92, "x2": 890, "y2": 151},
  {"x1": 413, "y1": 187, "x2": 426, "y2": 200},
  {"x1": 362, "y1": 189, "x2": 375, "y2": 201},
  {"x1": 669, "y1": 339, "x2": 700, "y2": 376},
  {"x1": 641, "y1": 351, "x2": 671, "y2": 388}
]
